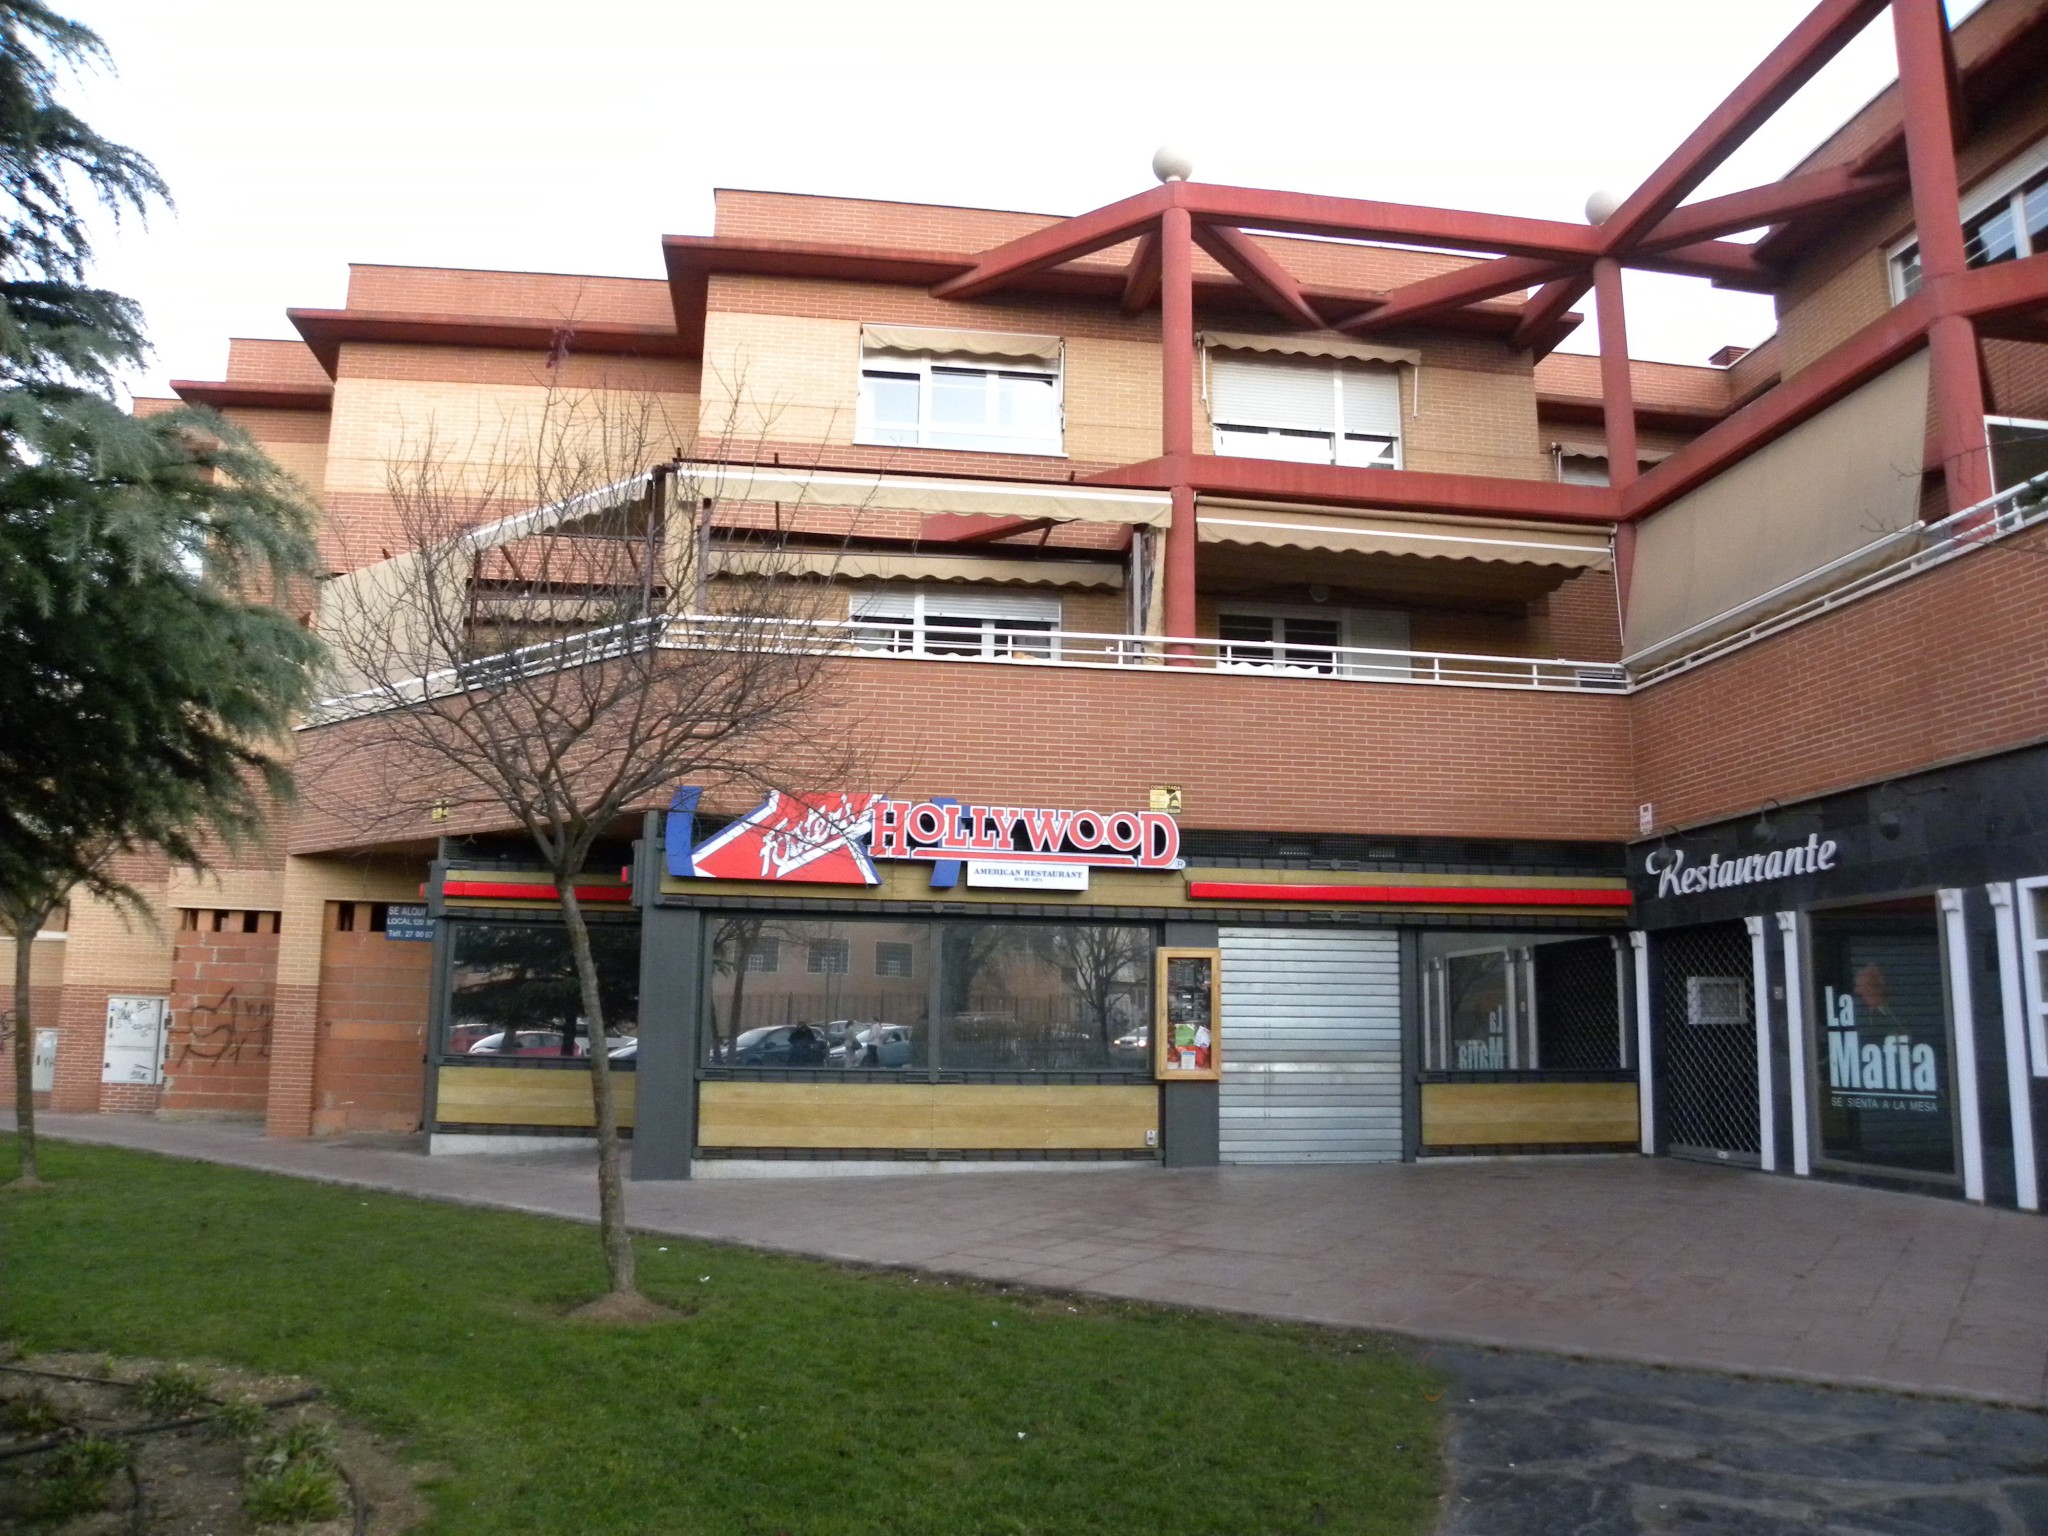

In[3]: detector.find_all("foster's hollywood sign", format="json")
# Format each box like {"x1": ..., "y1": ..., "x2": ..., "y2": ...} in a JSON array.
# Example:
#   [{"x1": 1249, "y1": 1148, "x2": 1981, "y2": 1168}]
[{"x1": 667, "y1": 787, "x2": 1182, "y2": 887}]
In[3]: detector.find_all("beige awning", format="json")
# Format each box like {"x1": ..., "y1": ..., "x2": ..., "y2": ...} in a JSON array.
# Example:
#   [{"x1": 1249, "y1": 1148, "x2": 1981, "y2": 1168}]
[
  {"x1": 677, "y1": 463, "x2": 1172, "y2": 528},
  {"x1": 1197, "y1": 500, "x2": 1612, "y2": 569},
  {"x1": 1201, "y1": 330, "x2": 1421, "y2": 368},
  {"x1": 714, "y1": 548, "x2": 1123, "y2": 589},
  {"x1": 1625, "y1": 350, "x2": 1931, "y2": 659},
  {"x1": 860, "y1": 324, "x2": 1061, "y2": 361},
  {"x1": 1554, "y1": 440, "x2": 1673, "y2": 464}
]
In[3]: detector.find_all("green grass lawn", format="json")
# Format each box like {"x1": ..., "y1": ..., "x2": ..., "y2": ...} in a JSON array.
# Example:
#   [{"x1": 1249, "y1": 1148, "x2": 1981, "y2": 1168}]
[{"x1": 1, "y1": 1138, "x2": 1442, "y2": 1536}]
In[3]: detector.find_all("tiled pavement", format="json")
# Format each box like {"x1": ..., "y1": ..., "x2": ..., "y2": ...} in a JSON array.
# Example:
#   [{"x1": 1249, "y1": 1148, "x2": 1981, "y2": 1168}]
[{"x1": 15, "y1": 1113, "x2": 2048, "y2": 1408}]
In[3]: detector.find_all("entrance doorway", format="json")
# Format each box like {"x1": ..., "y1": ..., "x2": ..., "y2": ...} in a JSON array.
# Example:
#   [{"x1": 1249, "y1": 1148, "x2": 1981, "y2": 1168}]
[{"x1": 1657, "y1": 923, "x2": 1761, "y2": 1163}]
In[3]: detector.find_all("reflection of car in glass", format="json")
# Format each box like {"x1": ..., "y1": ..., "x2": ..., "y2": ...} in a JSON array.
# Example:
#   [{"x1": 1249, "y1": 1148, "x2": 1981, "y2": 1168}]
[
  {"x1": 827, "y1": 1023, "x2": 914, "y2": 1068},
  {"x1": 463, "y1": 1029, "x2": 584, "y2": 1057},
  {"x1": 1110, "y1": 1028, "x2": 1151, "y2": 1067},
  {"x1": 727, "y1": 1024, "x2": 832, "y2": 1067}
]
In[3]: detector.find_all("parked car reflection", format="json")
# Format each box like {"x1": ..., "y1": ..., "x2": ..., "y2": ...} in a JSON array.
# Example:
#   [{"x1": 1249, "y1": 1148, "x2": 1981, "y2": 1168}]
[{"x1": 828, "y1": 1024, "x2": 916, "y2": 1068}]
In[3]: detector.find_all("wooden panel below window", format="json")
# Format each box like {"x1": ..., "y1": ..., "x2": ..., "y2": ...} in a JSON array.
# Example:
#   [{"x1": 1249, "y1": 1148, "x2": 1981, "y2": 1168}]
[
  {"x1": 435, "y1": 1066, "x2": 634, "y2": 1129},
  {"x1": 698, "y1": 1081, "x2": 1158, "y2": 1151},
  {"x1": 1421, "y1": 1081, "x2": 1637, "y2": 1146}
]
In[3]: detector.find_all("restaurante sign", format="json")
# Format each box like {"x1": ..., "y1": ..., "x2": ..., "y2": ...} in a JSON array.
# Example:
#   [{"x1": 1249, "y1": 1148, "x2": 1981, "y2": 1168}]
[{"x1": 1644, "y1": 834, "x2": 1841, "y2": 898}]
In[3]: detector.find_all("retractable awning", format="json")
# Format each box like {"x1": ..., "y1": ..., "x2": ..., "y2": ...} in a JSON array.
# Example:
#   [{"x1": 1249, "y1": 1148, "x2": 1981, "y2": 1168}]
[
  {"x1": 677, "y1": 463, "x2": 1173, "y2": 528},
  {"x1": 1200, "y1": 331, "x2": 1421, "y2": 368},
  {"x1": 713, "y1": 548, "x2": 1123, "y2": 589},
  {"x1": 1196, "y1": 499, "x2": 1612, "y2": 569}
]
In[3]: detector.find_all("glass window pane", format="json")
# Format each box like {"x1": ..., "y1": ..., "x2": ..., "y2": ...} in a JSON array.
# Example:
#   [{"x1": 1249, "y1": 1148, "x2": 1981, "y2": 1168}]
[
  {"x1": 1337, "y1": 434, "x2": 1398, "y2": 469},
  {"x1": 706, "y1": 918, "x2": 929, "y2": 1070},
  {"x1": 922, "y1": 613, "x2": 991, "y2": 655},
  {"x1": 1894, "y1": 245, "x2": 1922, "y2": 298},
  {"x1": 993, "y1": 372, "x2": 1057, "y2": 435},
  {"x1": 863, "y1": 372, "x2": 920, "y2": 428},
  {"x1": 1964, "y1": 200, "x2": 2019, "y2": 267},
  {"x1": 446, "y1": 919, "x2": 641, "y2": 1060},
  {"x1": 939, "y1": 923, "x2": 1153, "y2": 1071},
  {"x1": 929, "y1": 368, "x2": 989, "y2": 427},
  {"x1": 1443, "y1": 950, "x2": 1511, "y2": 1069},
  {"x1": 1216, "y1": 425, "x2": 1334, "y2": 464},
  {"x1": 2024, "y1": 172, "x2": 2048, "y2": 254},
  {"x1": 1810, "y1": 898, "x2": 1954, "y2": 1176}
]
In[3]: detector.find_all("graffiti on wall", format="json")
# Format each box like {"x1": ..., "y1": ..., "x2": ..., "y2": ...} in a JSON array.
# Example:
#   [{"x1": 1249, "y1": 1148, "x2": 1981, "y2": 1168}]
[{"x1": 176, "y1": 987, "x2": 273, "y2": 1065}]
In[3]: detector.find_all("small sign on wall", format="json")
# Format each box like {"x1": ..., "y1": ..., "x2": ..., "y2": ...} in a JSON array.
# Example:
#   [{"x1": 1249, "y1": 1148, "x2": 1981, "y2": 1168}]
[
  {"x1": 965, "y1": 861, "x2": 1090, "y2": 892},
  {"x1": 102, "y1": 995, "x2": 168, "y2": 1086},
  {"x1": 384, "y1": 904, "x2": 433, "y2": 942}
]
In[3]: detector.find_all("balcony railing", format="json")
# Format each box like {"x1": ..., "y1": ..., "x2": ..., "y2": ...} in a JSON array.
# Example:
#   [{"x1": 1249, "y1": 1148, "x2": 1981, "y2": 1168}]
[
  {"x1": 303, "y1": 614, "x2": 1628, "y2": 726},
  {"x1": 1628, "y1": 465, "x2": 2048, "y2": 688}
]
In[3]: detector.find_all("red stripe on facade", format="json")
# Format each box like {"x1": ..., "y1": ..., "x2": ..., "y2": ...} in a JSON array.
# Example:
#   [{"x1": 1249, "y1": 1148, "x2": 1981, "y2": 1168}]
[
  {"x1": 442, "y1": 881, "x2": 633, "y2": 903},
  {"x1": 1186, "y1": 882, "x2": 1632, "y2": 907}
]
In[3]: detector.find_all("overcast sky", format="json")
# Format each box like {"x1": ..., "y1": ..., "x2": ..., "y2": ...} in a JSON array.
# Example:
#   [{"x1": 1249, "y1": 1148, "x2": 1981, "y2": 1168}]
[{"x1": 70, "y1": 0, "x2": 1979, "y2": 397}]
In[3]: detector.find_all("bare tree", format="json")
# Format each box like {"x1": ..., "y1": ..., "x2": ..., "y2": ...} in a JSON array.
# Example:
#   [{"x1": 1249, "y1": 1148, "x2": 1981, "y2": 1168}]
[{"x1": 315, "y1": 378, "x2": 878, "y2": 1311}]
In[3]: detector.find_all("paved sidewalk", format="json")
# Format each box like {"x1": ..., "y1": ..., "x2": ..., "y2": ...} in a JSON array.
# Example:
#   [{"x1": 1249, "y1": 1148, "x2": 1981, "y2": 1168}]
[{"x1": 14, "y1": 1112, "x2": 2048, "y2": 1408}]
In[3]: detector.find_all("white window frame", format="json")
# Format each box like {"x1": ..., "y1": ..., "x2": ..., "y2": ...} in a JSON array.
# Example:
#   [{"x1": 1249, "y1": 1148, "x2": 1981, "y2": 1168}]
[
  {"x1": 1888, "y1": 134, "x2": 2048, "y2": 304},
  {"x1": 849, "y1": 586, "x2": 1063, "y2": 660},
  {"x1": 1213, "y1": 602, "x2": 1411, "y2": 679},
  {"x1": 855, "y1": 346, "x2": 1065, "y2": 457},
  {"x1": 2013, "y1": 875, "x2": 2048, "y2": 1075},
  {"x1": 1208, "y1": 356, "x2": 1404, "y2": 470},
  {"x1": 807, "y1": 937, "x2": 851, "y2": 975}
]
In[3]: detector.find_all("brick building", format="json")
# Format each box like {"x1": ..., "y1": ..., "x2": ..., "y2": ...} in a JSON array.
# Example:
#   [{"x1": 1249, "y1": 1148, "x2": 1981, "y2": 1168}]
[{"x1": 9, "y1": 0, "x2": 2048, "y2": 1208}]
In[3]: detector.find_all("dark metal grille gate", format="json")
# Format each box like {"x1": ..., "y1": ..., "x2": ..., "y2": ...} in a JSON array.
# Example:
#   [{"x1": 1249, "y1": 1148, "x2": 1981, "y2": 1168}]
[
  {"x1": 1533, "y1": 937, "x2": 1625, "y2": 1069},
  {"x1": 1657, "y1": 923, "x2": 1760, "y2": 1161}
]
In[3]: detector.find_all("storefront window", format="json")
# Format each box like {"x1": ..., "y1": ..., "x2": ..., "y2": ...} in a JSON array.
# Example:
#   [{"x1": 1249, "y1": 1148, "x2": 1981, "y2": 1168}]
[
  {"x1": 940, "y1": 922, "x2": 1152, "y2": 1071},
  {"x1": 444, "y1": 919, "x2": 641, "y2": 1060},
  {"x1": 1421, "y1": 933, "x2": 1624, "y2": 1072},
  {"x1": 707, "y1": 918, "x2": 931, "y2": 1070},
  {"x1": 1809, "y1": 899, "x2": 1955, "y2": 1178},
  {"x1": 702, "y1": 916, "x2": 1154, "y2": 1073}
]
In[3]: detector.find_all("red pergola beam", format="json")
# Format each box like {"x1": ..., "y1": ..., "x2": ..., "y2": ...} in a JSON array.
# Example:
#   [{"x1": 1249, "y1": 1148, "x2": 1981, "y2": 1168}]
[
  {"x1": 932, "y1": 185, "x2": 1170, "y2": 300},
  {"x1": 1121, "y1": 229, "x2": 1161, "y2": 314},
  {"x1": 1636, "y1": 165, "x2": 1909, "y2": 253},
  {"x1": 1337, "y1": 255, "x2": 1573, "y2": 334},
  {"x1": 1180, "y1": 183, "x2": 1602, "y2": 262},
  {"x1": 1083, "y1": 452, "x2": 1621, "y2": 526},
  {"x1": 1512, "y1": 274, "x2": 1595, "y2": 352},
  {"x1": 1598, "y1": 0, "x2": 1890, "y2": 254},
  {"x1": 1189, "y1": 224, "x2": 1326, "y2": 330}
]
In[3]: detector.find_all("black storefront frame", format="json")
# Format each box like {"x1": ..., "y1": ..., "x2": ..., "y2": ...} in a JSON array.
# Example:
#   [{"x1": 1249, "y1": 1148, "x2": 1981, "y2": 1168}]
[{"x1": 1630, "y1": 742, "x2": 2048, "y2": 1209}]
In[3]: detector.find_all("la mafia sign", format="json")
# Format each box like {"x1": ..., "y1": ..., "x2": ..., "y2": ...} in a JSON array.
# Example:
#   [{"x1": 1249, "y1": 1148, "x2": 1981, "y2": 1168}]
[{"x1": 667, "y1": 788, "x2": 1182, "y2": 887}]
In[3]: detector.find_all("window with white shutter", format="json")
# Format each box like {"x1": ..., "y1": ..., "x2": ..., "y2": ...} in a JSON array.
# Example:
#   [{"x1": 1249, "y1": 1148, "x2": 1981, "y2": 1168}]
[
  {"x1": 1216, "y1": 604, "x2": 1411, "y2": 678},
  {"x1": 856, "y1": 342, "x2": 1063, "y2": 455},
  {"x1": 1211, "y1": 354, "x2": 1402, "y2": 469},
  {"x1": 849, "y1": 587, "x2": 1062, "y2": 659}
]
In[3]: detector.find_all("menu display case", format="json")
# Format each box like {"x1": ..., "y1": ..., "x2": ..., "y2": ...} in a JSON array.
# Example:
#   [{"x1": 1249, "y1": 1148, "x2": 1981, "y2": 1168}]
[{"x1": 1154, "y1": 948, "x2": 1221, "y2": 1080}]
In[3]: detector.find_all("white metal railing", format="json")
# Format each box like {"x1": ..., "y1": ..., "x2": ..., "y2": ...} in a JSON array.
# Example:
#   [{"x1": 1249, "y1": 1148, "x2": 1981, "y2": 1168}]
[
  {"x1": 300, "y1": 612, "x2": 1628, "y2": 726},
  {"x1": 1628, "y1": 466, "x2": 2048, "y2": 688}
]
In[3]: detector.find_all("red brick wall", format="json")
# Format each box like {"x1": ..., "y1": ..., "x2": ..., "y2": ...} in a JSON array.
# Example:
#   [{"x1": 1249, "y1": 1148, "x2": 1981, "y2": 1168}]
[
  {"x1": 1632, "y1": 522, "x2": 2048, "y2": 829},
  {"x1": 160, "y1": 913, "x2": 279, "y2": 1117},
  {"x1": 312, "y1": 910, "x2": 432, "y2": 1135},
  {"x1": 291, "y1": 653, "x2": 1640, "y2": 851}
]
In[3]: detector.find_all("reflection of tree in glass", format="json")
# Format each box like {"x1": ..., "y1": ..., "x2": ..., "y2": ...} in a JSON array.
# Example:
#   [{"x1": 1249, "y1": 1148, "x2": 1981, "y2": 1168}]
[
  {"x1": 708, "y1": 916, "x2": 765, "y2": 1060},
  {"x1": 451, "y1": 922, "x2": 639, "y2": 1055},
  {"x1": 1029, "y1": 926, "x2": 1151, "y2": 1055}
]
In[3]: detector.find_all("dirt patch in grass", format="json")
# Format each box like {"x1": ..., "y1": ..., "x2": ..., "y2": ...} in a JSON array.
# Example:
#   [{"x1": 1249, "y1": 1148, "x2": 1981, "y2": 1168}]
[{"x1": 0, "y1": 1351, "x2": 424, "y2": 1535}]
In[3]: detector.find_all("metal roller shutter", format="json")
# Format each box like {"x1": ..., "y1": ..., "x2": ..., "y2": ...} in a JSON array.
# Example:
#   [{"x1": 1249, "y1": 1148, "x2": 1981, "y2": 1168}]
[{"x1": 1218, "y1": 927, "x2": 1404, "y2": 1163}]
